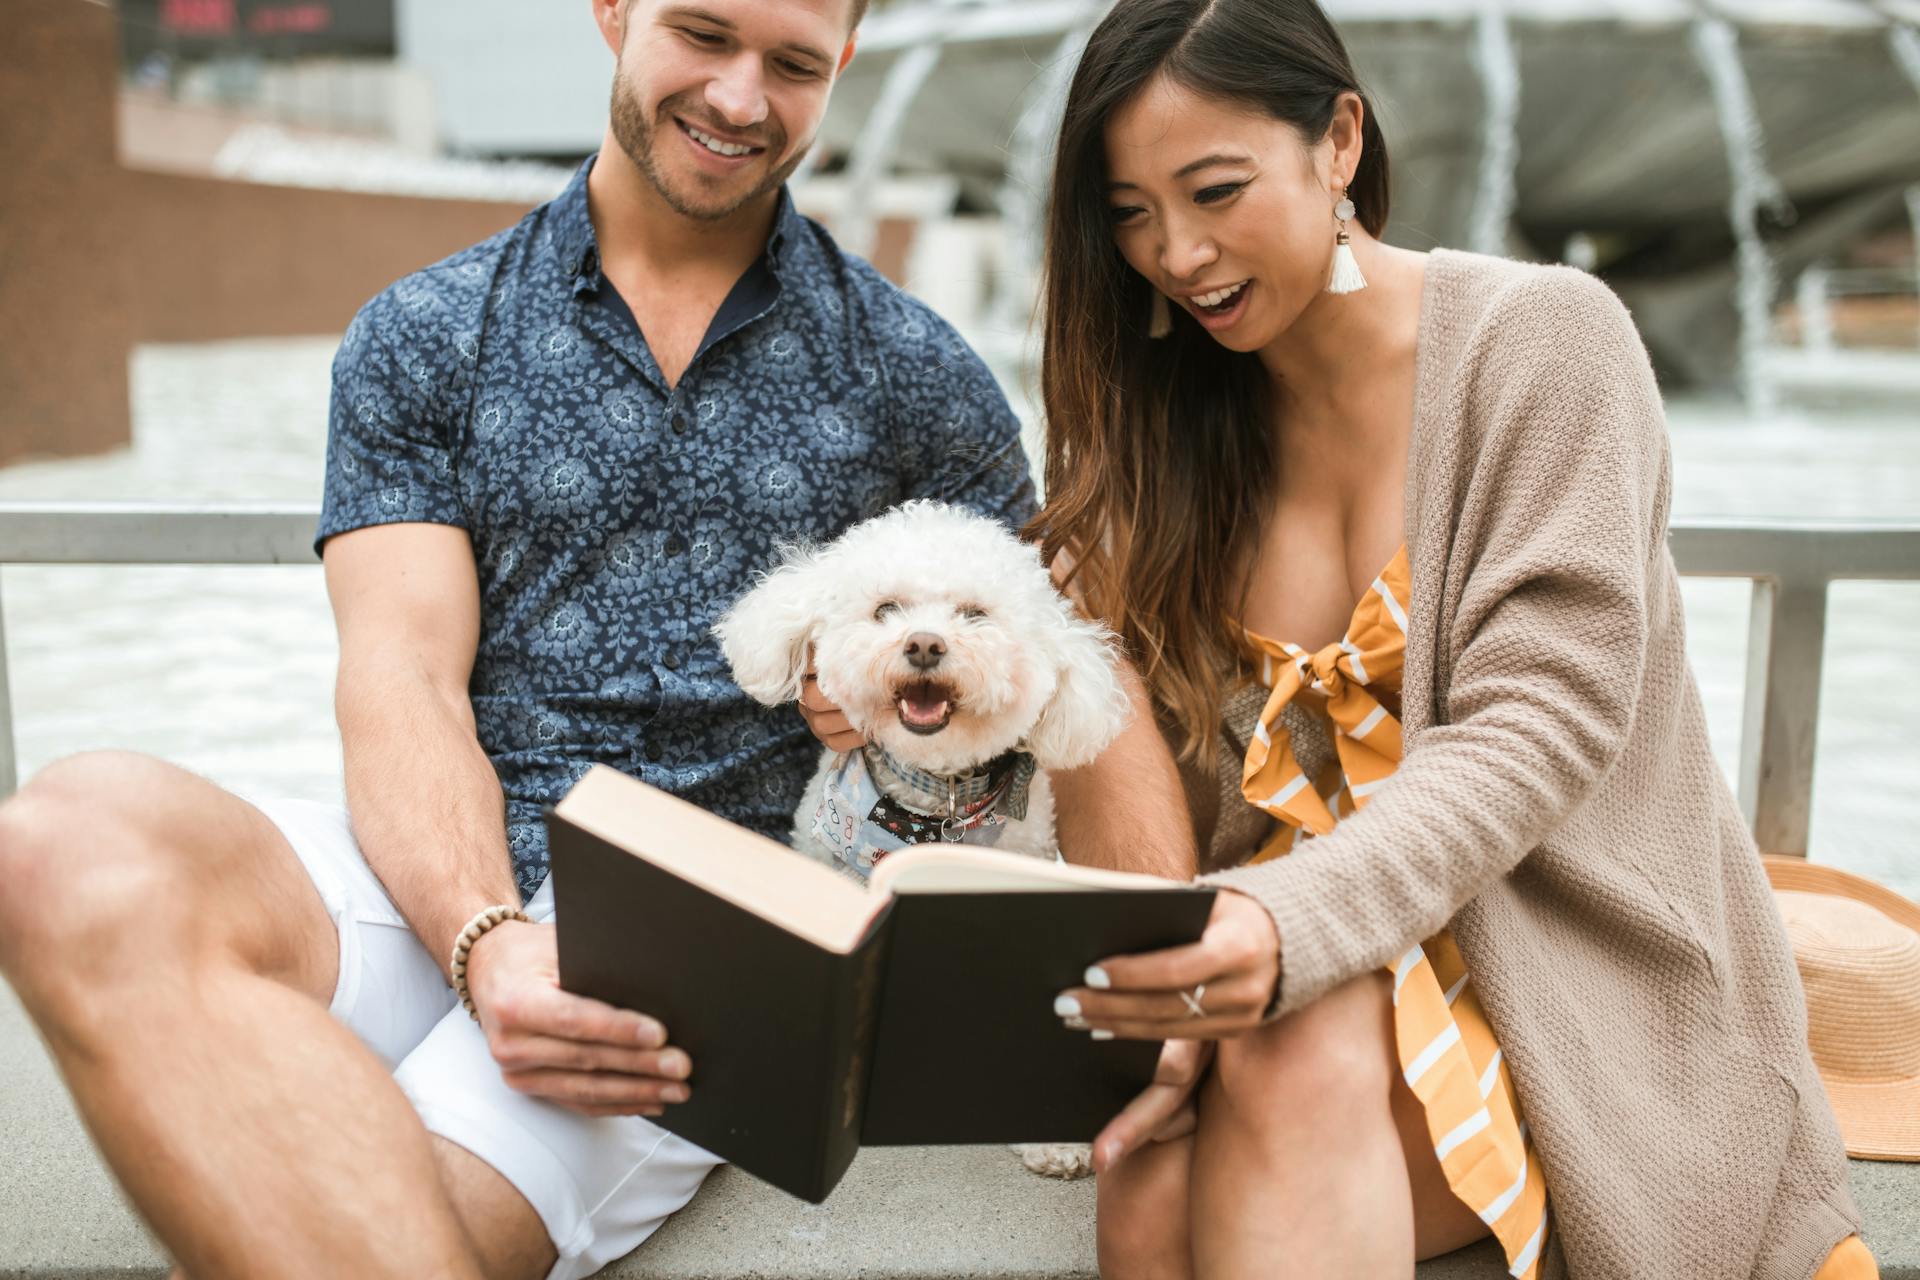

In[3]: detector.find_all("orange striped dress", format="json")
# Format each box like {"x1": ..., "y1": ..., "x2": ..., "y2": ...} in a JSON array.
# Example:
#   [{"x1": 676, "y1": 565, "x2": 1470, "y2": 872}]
[
  {"x1": 1235, "y1": 545, "x2": 1879, "y2": 1280},
  {"x1": 1239, "y1": 545, "x2": 1550, "y2": 1277}
]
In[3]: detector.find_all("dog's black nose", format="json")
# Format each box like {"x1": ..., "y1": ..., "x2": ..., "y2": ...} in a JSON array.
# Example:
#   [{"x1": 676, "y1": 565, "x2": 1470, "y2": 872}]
[{"x1": 904, "y1": 632, "x2": 946, "y2": 670}]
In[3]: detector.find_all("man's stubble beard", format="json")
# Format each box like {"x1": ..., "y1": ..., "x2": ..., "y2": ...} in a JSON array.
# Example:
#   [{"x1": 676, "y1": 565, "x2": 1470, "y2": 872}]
[{"x1": 609, "y1": 72, "x2": 813, "y2": 222}]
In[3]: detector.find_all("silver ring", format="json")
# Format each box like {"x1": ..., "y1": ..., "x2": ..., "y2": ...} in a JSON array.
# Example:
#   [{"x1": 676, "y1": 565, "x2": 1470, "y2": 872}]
[{"x1": 1180, "y1": 983, "x2": 1207, "y2": 1019}]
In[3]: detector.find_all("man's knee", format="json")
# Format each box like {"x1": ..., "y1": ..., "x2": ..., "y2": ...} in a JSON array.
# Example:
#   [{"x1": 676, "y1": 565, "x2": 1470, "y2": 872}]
[{"x1": 0, "y1": 751, "x2": 204, "y2": 976}]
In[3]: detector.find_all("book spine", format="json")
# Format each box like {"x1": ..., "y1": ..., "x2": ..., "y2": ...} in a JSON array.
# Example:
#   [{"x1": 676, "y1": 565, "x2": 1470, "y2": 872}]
[{"x1": 814, "y1": 921, "x2": 890, "y2": 1195}]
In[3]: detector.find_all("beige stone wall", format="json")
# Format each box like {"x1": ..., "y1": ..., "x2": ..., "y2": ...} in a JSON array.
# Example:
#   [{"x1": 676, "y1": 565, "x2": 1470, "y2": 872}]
[
  {"x1": 1, "y1": 0, "x2": 138, "y2": 467},
  {"x1": 0, "y1": 0, "x2": 532, "y2": 469},
  {"x1": 120, "y1": 169, "x2": 529, "y2": 346},
  {"x1": 1, "y1": 0, "x2": 923, "y2": 470}
]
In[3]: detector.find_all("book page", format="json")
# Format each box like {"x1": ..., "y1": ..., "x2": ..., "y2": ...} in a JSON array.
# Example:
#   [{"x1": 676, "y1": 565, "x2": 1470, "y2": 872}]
[
  {"x1": 555, "y1": 766, "x2": 887, "y2": 954},
  {"x1": 872, "y1": 845, "x2": 1191, "y2": 896}
]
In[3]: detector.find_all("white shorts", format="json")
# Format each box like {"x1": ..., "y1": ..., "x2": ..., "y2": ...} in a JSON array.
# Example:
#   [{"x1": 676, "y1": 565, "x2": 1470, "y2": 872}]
[{"x1": 250, "y1": 797, "x2": 723, "y2": 1280}]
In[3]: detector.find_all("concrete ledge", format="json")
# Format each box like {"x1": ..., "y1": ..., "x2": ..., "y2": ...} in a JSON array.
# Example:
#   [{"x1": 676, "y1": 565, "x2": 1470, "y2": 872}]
[
  {"x1": 3, "y1": 985, "x2": 1914, "y2": 1278},
  {"x1": 627, "y1": 1151, "x2": 1512, "y2": 1280}
]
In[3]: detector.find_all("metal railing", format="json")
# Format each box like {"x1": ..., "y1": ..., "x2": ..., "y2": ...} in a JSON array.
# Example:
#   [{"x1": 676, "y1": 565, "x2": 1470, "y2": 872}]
[{"x1": 0, "y1": 504, "x2": 1915, "y2": 857}]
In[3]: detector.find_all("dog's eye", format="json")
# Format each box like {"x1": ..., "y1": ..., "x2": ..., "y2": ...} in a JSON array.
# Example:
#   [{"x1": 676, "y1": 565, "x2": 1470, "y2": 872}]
[
  {"x1": 957, "y1": 604, "x2": 988, "y2": 621},
  {"x1": 874, "y1": 600, "x2": 901, "y2": 621}
]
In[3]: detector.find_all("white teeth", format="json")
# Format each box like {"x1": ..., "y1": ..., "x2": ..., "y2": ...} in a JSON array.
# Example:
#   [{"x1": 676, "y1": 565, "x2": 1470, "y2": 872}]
[
  {"x1": 1196, "y1": 280, "x2": 1249, "y2": 308},
  {"x1": 687, "y1": 125, "x2": 754, "y2": 157}
]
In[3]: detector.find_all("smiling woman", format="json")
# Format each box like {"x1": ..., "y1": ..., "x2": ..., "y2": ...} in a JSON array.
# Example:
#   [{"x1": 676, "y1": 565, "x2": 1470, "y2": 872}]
[
  {"x1": 1037, "y1": 0, "x2": 1390, "y2": 751},
  {"x1": 1027, "y1": 1, "x2": 1875, "y2": 1279}
]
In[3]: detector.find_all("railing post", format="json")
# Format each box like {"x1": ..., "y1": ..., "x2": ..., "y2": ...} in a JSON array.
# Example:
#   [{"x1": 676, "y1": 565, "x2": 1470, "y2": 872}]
[
  {"x1": 1739, "y1": 574, "x2": 1828, "y2": 857},
  {"x1": 0, "y1": 571, "x2": 15, "y2": 800}
]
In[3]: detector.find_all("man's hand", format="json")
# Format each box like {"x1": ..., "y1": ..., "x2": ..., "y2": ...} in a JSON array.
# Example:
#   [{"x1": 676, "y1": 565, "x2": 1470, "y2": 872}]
[
  {"x1": 799, "y1": 657, "x2": 865, "y2": 752},
  {"x1": 464, "y1": 920, "x2": 693, "y2": 1117},
  {"x1": 1091, "y1": 1038, "x2": 1214, "y2": 1173}
]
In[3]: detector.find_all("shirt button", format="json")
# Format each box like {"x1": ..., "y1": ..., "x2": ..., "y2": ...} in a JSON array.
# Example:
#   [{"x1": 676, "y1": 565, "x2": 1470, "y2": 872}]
[
  {"x1": 644, "y1": 741, "x2": 664, "y2": 762},
  {"x1": 663, "y1": 652, "x2": 681, "y2": 671},
  {"x1": 664, "y1": 534, "x2": 686, "y2": 556},
  {"x1": 672, "y1": 416, "x2": 689, "y2": 436}
]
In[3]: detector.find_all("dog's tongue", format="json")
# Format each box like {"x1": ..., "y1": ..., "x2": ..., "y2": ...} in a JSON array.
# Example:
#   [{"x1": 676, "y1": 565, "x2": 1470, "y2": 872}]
[{"x1": 898, "y1": 685, "x2": 951, "y2": 727}]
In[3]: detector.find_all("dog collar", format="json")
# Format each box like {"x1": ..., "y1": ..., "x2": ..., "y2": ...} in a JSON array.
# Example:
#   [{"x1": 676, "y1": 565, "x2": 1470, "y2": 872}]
[
  {"x1": 865, "y1": 744, "x2": 1037, "y2": 823},
  {"x1": 809, "y1": 747, "x2": 1040, "y2": 876}
]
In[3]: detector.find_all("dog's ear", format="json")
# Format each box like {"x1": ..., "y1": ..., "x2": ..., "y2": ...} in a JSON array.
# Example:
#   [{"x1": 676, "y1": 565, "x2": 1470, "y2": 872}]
[
  {"x1": 714, "y1": 547, "x2": 831, "y2": 706},
  {"x1": 1025, "y1": 612, "x2": 1132, "y2": 770}
]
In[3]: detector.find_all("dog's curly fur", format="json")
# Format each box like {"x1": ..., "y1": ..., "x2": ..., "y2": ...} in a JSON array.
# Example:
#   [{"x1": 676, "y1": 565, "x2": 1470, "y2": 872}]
[{"x1": 715, "y1": 500, "x2": 1127, "y2": 1180}]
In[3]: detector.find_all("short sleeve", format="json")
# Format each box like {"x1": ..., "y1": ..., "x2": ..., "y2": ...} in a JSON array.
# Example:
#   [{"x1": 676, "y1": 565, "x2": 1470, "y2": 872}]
[
  {"x1": 315, "y1": 286, "x2": 470, "y2": 558},
  {"x1": 878, "y1": 293, "x2": 1038, "y2": 532}
]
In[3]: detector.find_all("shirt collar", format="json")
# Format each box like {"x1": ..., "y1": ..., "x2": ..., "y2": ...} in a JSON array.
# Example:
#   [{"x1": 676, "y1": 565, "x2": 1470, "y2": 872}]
[
  {"x1": 763, "y1": 185, "x2": 802, "y2": 276},
  {"x1": 551, "y1": 155, "x2": 599, "y2": 283},
  {"x1": 550, "y1": 152, "x2": 804, "y2": 289}
]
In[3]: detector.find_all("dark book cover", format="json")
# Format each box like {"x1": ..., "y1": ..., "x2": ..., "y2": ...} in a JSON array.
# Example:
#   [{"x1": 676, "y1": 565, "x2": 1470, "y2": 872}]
[
  {"x1": 862, "y1": 888, "x2": 1216, "y2": 1144},
  {"x1": 549, "y1": 815, "x2": 890, "y2": 1203},
  {"x1": 546, "y1": 767, "x2": 1214, "y2": 1203}
]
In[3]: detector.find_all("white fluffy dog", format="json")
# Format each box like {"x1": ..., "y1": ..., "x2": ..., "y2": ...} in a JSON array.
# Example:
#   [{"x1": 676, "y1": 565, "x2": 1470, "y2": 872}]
[
  {"x1": 715, "y1": 500, "x2": 1131, "y2": 877},
  {"x1": 716, "y1": 501, "x2": 1128, "y2": 1181}
]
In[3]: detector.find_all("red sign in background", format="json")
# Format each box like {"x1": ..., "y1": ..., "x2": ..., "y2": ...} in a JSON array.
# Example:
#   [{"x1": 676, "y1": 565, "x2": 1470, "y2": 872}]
[
  {"x1": 159, "y1": 0, "x2": 236, "y2": 35},
  {"x1": 129, "y1": 0, "x2": 390, "y2": 55}
]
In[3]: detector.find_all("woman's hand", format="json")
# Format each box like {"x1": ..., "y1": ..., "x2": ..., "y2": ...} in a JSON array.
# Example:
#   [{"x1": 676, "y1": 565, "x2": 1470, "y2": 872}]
[
  {"x1": 798, "y1": 652, "x2": 865, "y2": 752},
  {"x1": 1091, "y1": 1038, "x2": 1215, "y2": 1172},
  {"x1": 1057, "y1": 889, "x2": 1281, "y2": 1040}
]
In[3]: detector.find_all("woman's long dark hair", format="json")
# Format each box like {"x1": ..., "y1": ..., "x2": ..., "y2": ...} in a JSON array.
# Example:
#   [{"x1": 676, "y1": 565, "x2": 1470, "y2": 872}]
[{"x1": 1029, "y1": 0, "x2": 1391, "y2": 764}]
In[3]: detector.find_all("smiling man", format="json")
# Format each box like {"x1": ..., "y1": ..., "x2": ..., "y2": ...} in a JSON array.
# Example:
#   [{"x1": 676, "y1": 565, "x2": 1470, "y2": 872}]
[{"x1": 0, "y1": 2, "x2": 1034, "y2": 1277}]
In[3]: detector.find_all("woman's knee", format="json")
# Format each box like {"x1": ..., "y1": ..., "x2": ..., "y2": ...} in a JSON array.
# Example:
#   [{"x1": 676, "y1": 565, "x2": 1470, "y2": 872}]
[
  {"x1": 1096, "y1": 1136, "x2": 1194, "y2": 1280},
  {"x1": 1213, "y1": 971, "x2": 1397, "y2": 1114}
]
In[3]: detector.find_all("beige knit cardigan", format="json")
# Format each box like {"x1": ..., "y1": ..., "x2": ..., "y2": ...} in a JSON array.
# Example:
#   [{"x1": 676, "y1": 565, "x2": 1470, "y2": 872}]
[{"x1": 1207, "y1": 248, "x2": 1860, "y2": 1280}]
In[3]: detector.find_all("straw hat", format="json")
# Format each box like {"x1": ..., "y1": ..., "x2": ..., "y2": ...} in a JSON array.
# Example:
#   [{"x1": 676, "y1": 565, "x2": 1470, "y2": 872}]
[{"x1": 1763, "y1": 856, "x2": 1920, "y2": 1162}]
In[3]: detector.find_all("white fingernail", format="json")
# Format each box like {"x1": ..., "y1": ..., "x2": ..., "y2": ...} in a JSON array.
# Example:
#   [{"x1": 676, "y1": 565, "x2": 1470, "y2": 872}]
[
  {"x1": 1085, "y1": 966, "x2": 1111, "y2": 989},
  {"x1": 1064, "y1": 1016, "x2": 1089, "y2": 1030},
  {"x1": 1054, "y1": 994, "x2": 1081, "y2": 1017},
  {"x1": 1091, "y1": 1029, "x2": 1115, "y2": 1041}
]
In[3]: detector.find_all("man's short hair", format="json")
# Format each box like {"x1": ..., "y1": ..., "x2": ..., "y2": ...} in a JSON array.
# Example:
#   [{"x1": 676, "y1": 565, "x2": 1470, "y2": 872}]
[{"x1": 625, "y1": 0, "x2": 869, "y2": 33}]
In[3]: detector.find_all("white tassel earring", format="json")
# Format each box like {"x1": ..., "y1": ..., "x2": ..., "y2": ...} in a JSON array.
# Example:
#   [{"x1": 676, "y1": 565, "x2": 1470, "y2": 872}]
[
  {"x1": 1326, "y1": 185, "x2": 1368, "y2": 295},
  {"x1": 1148, "y1": 289, "x2": 1172, "y2": 338}
]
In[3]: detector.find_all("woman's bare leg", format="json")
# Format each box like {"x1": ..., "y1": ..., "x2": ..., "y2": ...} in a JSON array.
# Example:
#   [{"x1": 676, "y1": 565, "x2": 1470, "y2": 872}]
[
  {"x1": 1093, "y1": 973, "x2": 1412, "y2": 1279},
  {"x1": 1391, "y1": 1055, "x2": 1495, "y2": 1260},
  {"x1": 1188, "y1": 971, "x2": 1413, "y2": 1278},
  {"x1": 1096, "y1": 1131, "x2": 1196, "y2": 1280},
  {"x1": 1092, "y1": 969, "x2": 1493, "y2": 1277}
]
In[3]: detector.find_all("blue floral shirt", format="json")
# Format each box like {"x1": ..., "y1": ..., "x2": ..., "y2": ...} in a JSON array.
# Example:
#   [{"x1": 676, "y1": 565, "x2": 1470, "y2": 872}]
[{"x1": 317, "y1": 157, "x2": 1036, "y2": 901}]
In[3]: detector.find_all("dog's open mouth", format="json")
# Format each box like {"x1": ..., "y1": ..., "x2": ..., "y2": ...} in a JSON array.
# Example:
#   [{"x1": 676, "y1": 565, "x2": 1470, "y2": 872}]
[{"x1": 894, "y1": 677, "x2": 957, "y2": 736}]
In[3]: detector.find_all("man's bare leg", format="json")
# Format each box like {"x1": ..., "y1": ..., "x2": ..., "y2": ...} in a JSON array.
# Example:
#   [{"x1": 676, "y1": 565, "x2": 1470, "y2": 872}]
[
  {"x1": 163, "y1": 1140, "x2": 549, "y2": 1280},
  {"x1": 432, "y1": 1138, "x2": 557, "y2": 1279},
  {"x1": 0, "y1": 752, "x2": 551, "y2": 1279}
]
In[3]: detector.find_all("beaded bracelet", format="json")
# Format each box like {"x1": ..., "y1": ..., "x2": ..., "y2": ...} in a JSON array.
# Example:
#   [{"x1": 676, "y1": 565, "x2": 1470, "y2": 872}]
[{"x1": 450, "y1": 903, "x2": 530, "y2": 1021}]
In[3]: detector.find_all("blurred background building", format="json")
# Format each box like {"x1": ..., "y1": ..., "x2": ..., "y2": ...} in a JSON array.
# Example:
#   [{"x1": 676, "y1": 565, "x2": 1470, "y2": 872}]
[
  {"x1": 0, "y1": 0, "x2": 1917, "y2": 888},
  {"x1": 96, "y1": 0, "x2": 1920, "y2": 401}
]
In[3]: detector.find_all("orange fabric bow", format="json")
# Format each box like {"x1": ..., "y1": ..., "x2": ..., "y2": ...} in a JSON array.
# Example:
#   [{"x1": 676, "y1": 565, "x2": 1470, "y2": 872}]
[{"x1": 1240, "y1": 546, "x2": 1411, "y2": 859}]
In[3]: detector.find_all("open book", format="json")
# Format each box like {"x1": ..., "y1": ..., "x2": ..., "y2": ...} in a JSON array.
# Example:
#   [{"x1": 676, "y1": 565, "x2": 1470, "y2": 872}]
[{"x1": 548, "y1": 764, "x2": 1215, "y2": 1203}]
